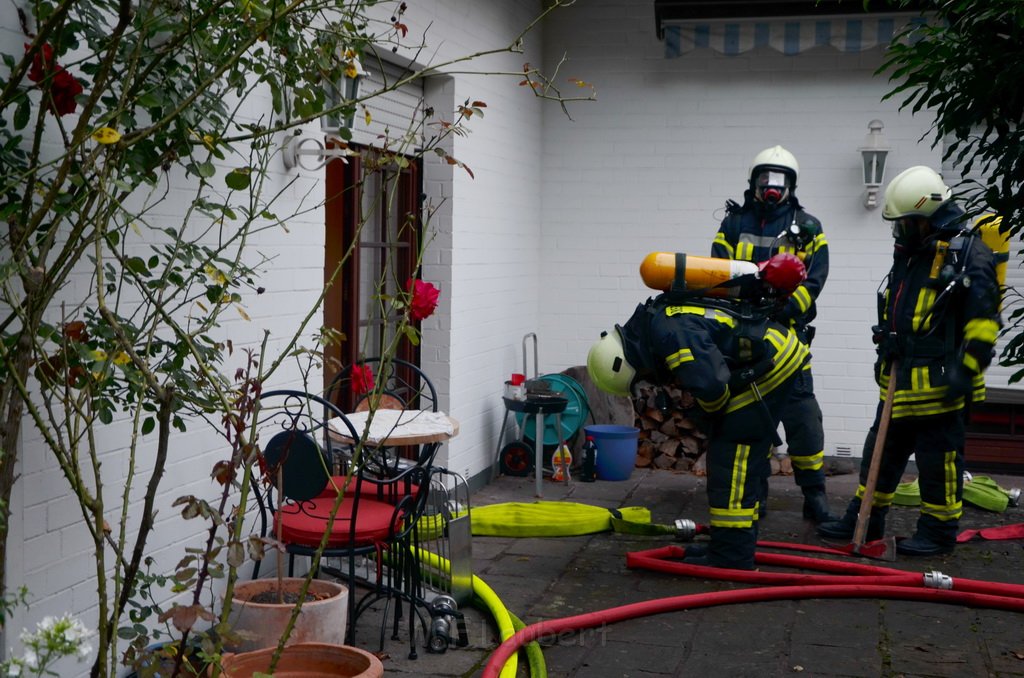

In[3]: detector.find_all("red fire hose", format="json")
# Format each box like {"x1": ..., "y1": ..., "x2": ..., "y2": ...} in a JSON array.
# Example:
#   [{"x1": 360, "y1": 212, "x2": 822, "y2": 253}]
[{"x1": 481, "y1": 541, "x2": 1024, "y2": 678}]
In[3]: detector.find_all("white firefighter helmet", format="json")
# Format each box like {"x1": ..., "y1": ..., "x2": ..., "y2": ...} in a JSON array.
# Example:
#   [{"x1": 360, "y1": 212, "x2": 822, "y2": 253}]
[
  {"x1": 749, "y1": 145, "x2": 799, "y2": 204},
  {"x1": 587, "y1": 330, "x2": 635, "y2": 397},
  {"x1": 882, "y1": 166, "x2": 967, "y2": 239},
  {"x1": 881, "y1": 166, "x2": 951, "y2": 221}
]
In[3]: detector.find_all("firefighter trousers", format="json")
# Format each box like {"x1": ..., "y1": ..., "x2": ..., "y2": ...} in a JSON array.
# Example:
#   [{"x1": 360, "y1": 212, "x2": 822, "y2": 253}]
[
  {"x1": 705, "y1": 378, "x2": 796, "y2": 568},
  {"x1": 779, "y1": 367, "x2": 826, "y2": 489},
  {"x1": 855, "y1": 406, "x2": 965, "y2": 544}
]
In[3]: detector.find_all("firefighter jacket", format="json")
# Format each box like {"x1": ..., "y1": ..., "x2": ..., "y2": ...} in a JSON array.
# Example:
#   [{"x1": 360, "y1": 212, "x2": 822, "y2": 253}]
[
  {"x1": 619, "y1": 295, "x2": 810, "y2": 417},
  {"x1": 711, "y1": 199, "x2": 828, "y2": 329},
  {"x1": 875, "y1": 229, "x2": 1001, "y2": 419}
]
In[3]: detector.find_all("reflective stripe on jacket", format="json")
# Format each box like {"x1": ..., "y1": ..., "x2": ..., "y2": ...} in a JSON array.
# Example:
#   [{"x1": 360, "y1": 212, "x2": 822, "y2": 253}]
[{"x1": 648, "y1": 302, "x2": 809, "y2": 415}]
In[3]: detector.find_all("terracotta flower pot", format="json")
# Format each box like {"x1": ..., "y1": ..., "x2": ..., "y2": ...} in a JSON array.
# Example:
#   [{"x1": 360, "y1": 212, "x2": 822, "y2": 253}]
[
  {"x1": 228, "y1": 578, "x2": 349, "y2": 653},
  {"x1": 219, "y1": 642, "x2": 383, "y2": 678}
]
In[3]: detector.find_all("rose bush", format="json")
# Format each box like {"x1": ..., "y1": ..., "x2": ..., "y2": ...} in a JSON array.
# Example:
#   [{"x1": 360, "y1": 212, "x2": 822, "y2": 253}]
[{"x1": 0, "y1": 1, "x2": 588, "y2": 675}]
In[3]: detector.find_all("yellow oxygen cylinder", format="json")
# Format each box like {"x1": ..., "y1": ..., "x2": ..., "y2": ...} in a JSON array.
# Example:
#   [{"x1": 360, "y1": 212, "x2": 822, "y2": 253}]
[
  {"x1": 640, "y1": 252, "x2": 759, "y2": 297},
  {"x1": 976, "y1": 215, "x2": 1009, "y2": 308}
]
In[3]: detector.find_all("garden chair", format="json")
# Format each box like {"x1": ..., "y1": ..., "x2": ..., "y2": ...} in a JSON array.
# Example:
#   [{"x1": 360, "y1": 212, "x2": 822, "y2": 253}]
[{"x1": 248, "y1": 389, "x2": 434, "y2": 655}]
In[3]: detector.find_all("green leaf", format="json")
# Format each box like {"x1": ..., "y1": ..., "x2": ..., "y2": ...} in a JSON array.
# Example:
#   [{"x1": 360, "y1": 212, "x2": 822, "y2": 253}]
[
  {"x1": 402, "y1": 324, "x2": 420, "y2": 346},
  {"x1": 142, "y1": 417, "x2": 155, "y2": 435},
  {"x1": 126, "y1": 257, "x2": 150, "y2": 276},
  {"x1": 197, "y1": 162, "x2": 216, "y2": 178},
  {"x1": 225, "y1": 169, "x2": 251, "y2": 191},
  {"x1": 137, "y1": 90, "x2": 163, "y2": 107},
  {"x1": 13, "y1": 97, "x2": 29, "y2": 131},
  {"x1": 117, "y1": 626, "x2": 138, "y2": 640}
]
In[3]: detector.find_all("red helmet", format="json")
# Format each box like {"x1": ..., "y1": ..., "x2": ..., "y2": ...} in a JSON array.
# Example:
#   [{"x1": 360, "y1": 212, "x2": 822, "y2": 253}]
[{"x1": 757, "y1": 253, "x2": 806, "y2": 295}]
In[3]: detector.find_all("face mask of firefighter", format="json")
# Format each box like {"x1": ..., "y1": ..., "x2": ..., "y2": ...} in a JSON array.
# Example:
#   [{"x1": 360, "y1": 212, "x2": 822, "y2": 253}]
[
  {"x1": 891, "y1": 216, "x2": 932, "y2": 250},
  {"x1": 755, "y1": 170, "x2": 790, "y2": 206}
]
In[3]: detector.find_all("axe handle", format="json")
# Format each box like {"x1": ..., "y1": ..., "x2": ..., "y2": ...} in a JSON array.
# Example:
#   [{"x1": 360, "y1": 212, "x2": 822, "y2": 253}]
[{"x1": 853, "y1": 360, "x2": 899, "y2": 549}]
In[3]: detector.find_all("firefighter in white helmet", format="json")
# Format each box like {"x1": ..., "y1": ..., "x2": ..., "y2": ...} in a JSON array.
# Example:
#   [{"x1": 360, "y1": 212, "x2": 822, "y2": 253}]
[
  {"x1": 710, "y1": 145, "x2": 836, "y2": 524},
  {"x1": 818, "y1": 166, "x2": 1001, "y2": 556},
  {"x1": 588, "y1": 254, "x2": 810, "y2": 569}
]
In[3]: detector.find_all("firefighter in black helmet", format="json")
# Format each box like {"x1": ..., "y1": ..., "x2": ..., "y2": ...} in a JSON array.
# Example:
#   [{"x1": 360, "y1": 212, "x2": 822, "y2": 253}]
[
  {"x1": 818, "y1": 166, "x2": 1001, "y2": 556},
  {"x1": 710, "y1": 145, "x2": 836, "y2": 524},
  {"x1": 587, "y1": 255, "x2": 810, "y2": 569}
]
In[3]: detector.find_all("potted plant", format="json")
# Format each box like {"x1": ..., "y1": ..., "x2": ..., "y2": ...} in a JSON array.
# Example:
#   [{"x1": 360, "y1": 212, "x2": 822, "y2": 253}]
[
  {"x1": 227, "y1": 578, "x2": 349, "y2": 653},
  {"x1": 220, "y1": 642, "x2": 383, "y2": 678}
]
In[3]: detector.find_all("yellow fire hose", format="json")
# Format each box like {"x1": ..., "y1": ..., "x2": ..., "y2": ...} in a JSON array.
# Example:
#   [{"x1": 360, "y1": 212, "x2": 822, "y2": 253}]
[{"x1": 414, "y1": 547, "x2": 546, "y2": 678}]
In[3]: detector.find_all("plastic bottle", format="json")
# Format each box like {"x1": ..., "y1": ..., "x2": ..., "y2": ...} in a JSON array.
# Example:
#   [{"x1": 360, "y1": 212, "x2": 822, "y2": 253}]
[{"x1": 581, "y1": 436, "x2": 598, "y2": 482}]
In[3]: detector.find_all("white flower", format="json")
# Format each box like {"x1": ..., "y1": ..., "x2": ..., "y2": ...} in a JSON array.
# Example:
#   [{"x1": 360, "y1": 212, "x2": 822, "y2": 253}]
[{"x1": 3, "y1": 613, "x2": 93, "y2": 676}]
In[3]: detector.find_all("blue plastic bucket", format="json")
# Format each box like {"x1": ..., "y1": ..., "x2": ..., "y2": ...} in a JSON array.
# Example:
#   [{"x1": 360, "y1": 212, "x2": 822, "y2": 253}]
[{"x1": 585, "y1": 425, "x2": 639, "y2": 481}]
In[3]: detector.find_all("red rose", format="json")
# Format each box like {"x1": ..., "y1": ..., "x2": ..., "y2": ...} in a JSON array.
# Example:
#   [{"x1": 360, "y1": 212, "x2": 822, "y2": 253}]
[
  {"x1": 351, "y1": 364, "x2": 374, "y2": 396},
  {"x1": 26, "y1": 43, "x2": 54, "y2": 83},
  {"x1": 24, "y1": 44, "x2": 83, "y2": 117},
  {"x1": 49, "y1": 69, "x2": 83, "y2": 116},
  {"x1": 407, "y1": 278, "x2": 439, "y2": 322}
]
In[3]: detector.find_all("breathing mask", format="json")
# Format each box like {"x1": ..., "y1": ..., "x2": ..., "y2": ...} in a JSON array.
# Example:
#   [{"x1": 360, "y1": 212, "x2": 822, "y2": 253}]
[{"x1": 754, "y1": 169, "x2": 791, "y2": 206}]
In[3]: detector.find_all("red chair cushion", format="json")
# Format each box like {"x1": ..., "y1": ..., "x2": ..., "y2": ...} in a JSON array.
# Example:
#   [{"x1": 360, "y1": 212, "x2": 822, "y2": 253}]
[
  {"x1": 317, "y1": 475, "x2": 420, "y2": 506},
  {"x1": 274, "y1": 495, "x2": 400, "y2": 549}
]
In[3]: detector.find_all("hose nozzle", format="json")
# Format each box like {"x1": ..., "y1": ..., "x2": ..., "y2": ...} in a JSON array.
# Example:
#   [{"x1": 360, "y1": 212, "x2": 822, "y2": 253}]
[{"x1": 1006, "y1": 487, "x2": 1021, "y2": 508}]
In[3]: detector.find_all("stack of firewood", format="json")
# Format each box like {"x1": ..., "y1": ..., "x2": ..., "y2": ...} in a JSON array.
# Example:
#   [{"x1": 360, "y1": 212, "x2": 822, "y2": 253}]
[{"x1": 632, "y1": 383, "x2": 793, "y2": 477}]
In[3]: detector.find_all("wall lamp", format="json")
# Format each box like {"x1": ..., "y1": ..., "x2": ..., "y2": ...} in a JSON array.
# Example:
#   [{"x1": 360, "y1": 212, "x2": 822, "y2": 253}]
[
  {"x1": 282, "y1": 133, "x2": 352, "y2": 171},
  {"x1": 858, "y1": 119, "x2": 890, "y2": 209},
  {"x1": 282, "y1": 58, "x2": 364, "y2": 171}
]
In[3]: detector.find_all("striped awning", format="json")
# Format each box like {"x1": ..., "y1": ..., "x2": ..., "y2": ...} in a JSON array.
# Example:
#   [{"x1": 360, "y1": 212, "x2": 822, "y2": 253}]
[{"x1": 662, "y1": 14, "x2": 927, "y2": 57}]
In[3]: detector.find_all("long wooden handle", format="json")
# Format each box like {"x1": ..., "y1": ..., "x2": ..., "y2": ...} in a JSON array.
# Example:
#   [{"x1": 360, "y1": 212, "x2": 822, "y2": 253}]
[{"x1": 853, "y1": 360, "x2": 899, "y2": 548}]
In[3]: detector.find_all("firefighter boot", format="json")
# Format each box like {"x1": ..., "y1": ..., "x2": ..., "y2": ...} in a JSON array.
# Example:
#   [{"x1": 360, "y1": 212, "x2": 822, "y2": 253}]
[
  {"x1": 896, "y1": 514, "x2": 957, "y2": 556},
  {"x1": 693, "y1": 526, "x2": 756, "y2": 570},
  {"x1": 816, "y1": 497, "x2": 887, "y2": 541},
  {"x1": 802, "y1": 485, "x2": 839, "y2": 524}
]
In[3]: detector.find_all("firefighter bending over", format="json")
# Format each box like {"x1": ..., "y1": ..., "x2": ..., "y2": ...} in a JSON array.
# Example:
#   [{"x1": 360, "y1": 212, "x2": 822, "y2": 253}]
[{"x1": 587, "y1": 254, "x2": 810, "y2": 570}]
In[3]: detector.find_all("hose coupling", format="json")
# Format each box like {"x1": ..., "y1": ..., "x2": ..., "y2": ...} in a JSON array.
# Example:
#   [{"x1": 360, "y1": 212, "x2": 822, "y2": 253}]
[
  {"x1": 1006, "y1": 487, "x2": 1021, "y2": 507},
  {"x1": 426, "y1": 594, "x2": 469, "y2": 654},
  {"x1": 923, "y1": 570, "x2": 953, "y2": 590},
  {"x1": 674, "y1": 518, "x2": 698, "y2": 542}
]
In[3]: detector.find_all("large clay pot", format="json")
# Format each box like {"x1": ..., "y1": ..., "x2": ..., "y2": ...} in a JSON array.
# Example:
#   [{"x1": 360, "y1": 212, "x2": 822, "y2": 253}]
[
  {"x1": 229, "y1": 578, "x2": 348, "y2": 653},
  {"x1": 219, "y1": 642, "x2": 383, "y2": 678}
]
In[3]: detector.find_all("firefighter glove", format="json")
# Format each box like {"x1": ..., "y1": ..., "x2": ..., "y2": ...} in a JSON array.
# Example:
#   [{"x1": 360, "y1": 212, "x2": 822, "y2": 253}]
[
  {"x1": 872, "y1": 325, "x2": 898, "y2": 359},
  {"x1": 944, "y1": 362, "x2": 975, "y2": 404},
  {"x1": 685, "y1": 405, "x2": 720, "y2": 435},
  {"x1": 773, "y1": 297, "x2": 801, "y2": 323}
]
